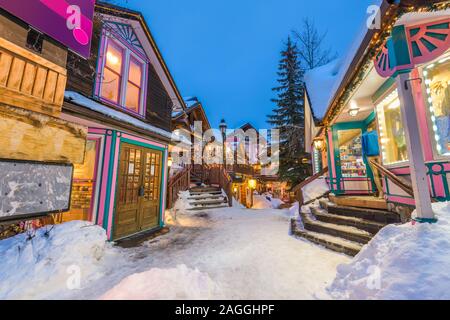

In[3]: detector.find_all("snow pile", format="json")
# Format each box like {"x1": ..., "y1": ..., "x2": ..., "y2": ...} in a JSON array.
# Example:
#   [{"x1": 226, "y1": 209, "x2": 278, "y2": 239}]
[
  {"x1": 0, "y1": 221, "x2": 115, "y2": 300},
  {"x1": 289, "y1": 202, "x2": 300, "y2": 218},
  {"x1": 302, "y1": 178, "x2": 329, "y2": 203},
  {"x1": 329, "y1": 202, "x2": 450, "y2": 300},
  {"x1": 252, "y1": 194, "x2": 284, "y2": 209},
  {"x1": 100, "y1": 264, "x2": 221, "y2": 300}
]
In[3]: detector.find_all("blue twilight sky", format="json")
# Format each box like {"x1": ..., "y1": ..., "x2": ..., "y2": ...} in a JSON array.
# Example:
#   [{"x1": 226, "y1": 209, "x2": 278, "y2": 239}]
[{"x1": 111, "y1": 0, "x2": 377, "y2": 130}]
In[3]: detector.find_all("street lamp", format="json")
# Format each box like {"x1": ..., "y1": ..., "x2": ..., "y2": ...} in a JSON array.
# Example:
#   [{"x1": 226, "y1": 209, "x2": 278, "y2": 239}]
[{"x1": 219, "y1": 119, "x2": 228, "y2": 170}]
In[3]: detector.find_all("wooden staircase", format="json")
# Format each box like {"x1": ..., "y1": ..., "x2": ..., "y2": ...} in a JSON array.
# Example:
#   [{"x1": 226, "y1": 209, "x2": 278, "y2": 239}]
[
  {"x1": 291, "y1": 196, "x2": 401, "y2": 256},
  {"x1": 187, "y1": 186, "x2": 229, "y2": 211}
]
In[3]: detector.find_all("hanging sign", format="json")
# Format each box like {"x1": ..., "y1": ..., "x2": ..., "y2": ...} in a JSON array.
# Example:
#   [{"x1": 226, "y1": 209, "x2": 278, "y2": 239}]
[{"x1": 0, "y1": 0, "x2": 96, "y2": 59}]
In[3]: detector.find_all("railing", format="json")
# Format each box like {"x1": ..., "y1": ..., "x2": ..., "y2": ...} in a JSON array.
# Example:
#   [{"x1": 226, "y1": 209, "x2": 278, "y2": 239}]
[
  {"x1": 368, "y1": 159, "x2": 416, "y2": 198},
  {"x1": 292, "y1": 167, "x2": 329, "y2": 205},
  {"x1": 205, "y1": 165, "x2": 233, "y2": 207},
  {"x1": 227, "y1": 164, "x2": 259, "y2": 176},
  {"x1": 167, "y1": 166, "x2": 191, "y2": 209}
]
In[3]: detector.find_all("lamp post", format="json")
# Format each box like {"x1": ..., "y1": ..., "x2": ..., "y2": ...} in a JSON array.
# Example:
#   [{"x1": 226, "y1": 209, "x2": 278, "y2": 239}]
[{"x1": 219, "y1": 119, "x2": 228, "y2": 180}]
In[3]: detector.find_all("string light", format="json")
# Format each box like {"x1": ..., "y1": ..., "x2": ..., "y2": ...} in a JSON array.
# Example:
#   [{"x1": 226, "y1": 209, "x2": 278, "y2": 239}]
[
  {"x1": 423, "y1": 54, "x2": 450, "y2": 156},
  {"x1": 323, "y1": 1, "x2": 450, "y2": 126}
]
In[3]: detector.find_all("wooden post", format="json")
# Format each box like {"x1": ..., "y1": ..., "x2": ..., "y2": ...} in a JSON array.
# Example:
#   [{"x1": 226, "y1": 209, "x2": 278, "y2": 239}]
[{"x1": 396, "y1": 72, "x2": 435, "y2": 222}]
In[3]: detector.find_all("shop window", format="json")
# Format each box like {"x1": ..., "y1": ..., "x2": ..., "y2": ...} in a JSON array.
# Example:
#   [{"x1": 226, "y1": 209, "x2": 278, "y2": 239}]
[
  {"x1": 338, "y1": 129, "x2": 367, "y2": 178},
  {"x1": 63, "y1": 140, "x2": 98, "y2": 222},
  {"x1": 98, "y1": 34, "x2": 147, "y2": 115},
  {"x1": 423, "y1": 56, "x2": 450, "y2": 156},
  {"x1": 376, "y1": 89, "x2": 408, "y2": 165}
]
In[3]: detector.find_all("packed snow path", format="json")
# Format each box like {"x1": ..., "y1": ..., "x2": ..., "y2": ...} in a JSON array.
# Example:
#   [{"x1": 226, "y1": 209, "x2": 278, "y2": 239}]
[
  {"x1": 79, "y1": 206, "x2": 349, "y2": 300},
  {"x1": 0, "y1": 205, "x2": 350, "y2": 300}
]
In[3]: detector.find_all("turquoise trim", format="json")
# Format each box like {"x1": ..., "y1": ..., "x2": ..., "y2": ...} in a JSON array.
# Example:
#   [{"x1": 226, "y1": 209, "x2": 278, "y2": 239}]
[
  {"x1": 159, "y1": 151, "x2": 166, "y2": 228},
  {"x1": 411, "y1": 41, "x2": 422, "y2": 58},
  {"x1": 372, "y1": 77, "x2": 396, "y2": 103},
  {"x1": 414, "y1": 217, "x2": 438, "y2": 224},
  {"x1": 389, "y1": 25, "x2": 412, "y2": 68},
  {"x1": 109, "y1": 137, "x2": 168, "y2": 237},
  {"x1": 120, "y1": 137, "x2": 166, "y2": 152},
  {"x1": 94, "y1": 134, "x2": 107, "y2": 225},
  {"x1": 364, "y1": 111, "x2": 376, "y2": 127},
  {"x1": 103, "y1": 131, "x2": 117, "y2": 231},
  {"x1": 331, "y1": 121, "x2": 375, "y2": 195}
]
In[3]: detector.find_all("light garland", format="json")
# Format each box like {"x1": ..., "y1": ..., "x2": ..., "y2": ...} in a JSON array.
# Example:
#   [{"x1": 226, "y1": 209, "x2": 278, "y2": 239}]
[
  {"x1": 422, "y1": 54, "x2": 450, "y2": 155},
  {"x1": 323, "y1": 1, "x2": 450, "y2": 126}
]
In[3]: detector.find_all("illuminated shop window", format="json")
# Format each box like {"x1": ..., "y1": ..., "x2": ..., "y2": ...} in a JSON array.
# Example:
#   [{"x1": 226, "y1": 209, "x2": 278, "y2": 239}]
[
  {"x1": 63, "y1": 140, "x2": 98, "y2": 222},
  {"x1": 376, "y1": 89, "x2": 409, "y2": 165},
  {"x1": 423, "y1": 55, "x2": 450, "y2": 156},
  {"x1": 338, "y1": 129, "x2": 366, "y2": 178}
]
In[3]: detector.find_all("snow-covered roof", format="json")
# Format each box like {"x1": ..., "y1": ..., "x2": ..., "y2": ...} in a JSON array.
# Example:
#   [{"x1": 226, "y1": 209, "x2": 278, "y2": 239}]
[
  {"x1": 65, "y1": 91, "x2": 173, "y2": 140},
  {"x1": 304, "y1": 59, "x2": 342, "y2": 121},
  {"x1": 183, "y1": 96, "x2": 200, "y2": 109},
  {"x1": 303, "y1": 1, "x2": 378, "y2": 122}
]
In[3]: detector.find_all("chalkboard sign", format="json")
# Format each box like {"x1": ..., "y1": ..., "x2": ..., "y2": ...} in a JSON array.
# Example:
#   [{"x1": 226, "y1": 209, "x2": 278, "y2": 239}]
[{"x1": 0, "y1": 160, "x2": 73, "y2": 223}]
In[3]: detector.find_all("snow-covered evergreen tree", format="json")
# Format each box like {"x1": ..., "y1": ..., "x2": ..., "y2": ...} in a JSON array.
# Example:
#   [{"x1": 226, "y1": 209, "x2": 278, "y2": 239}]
[{"x1": 267, "y1": 37, "x2": 311, "y2": 186}]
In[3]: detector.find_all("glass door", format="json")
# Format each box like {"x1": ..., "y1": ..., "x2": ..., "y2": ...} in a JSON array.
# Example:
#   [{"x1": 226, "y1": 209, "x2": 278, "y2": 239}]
[{"x1": 337, "y1": 129, "x2": 367, "y2": 178}]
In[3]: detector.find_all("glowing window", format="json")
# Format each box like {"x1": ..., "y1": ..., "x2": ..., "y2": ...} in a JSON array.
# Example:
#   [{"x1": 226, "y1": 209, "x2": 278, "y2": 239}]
[
  {"x1": 423, "y1": 56, "x2": 450, "y2": 156},
  {"x1": 376, "y1": 89, "x2": 408, "y2": 165},
  {"x1": 99, "y1": 36, "x2": 147, "y2": 115}
]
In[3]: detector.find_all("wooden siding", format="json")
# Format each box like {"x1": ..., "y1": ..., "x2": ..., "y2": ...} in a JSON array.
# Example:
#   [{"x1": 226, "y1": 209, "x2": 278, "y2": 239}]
[
  {"x1": 0, "y1": 38, "x2": 67, "y2": 117},
  {"x1": 0, "y1": 104, "x2": 87, "y2": 164},
  {"x1": 65, "y1": 18, "x2": 174, "y2": 134}
]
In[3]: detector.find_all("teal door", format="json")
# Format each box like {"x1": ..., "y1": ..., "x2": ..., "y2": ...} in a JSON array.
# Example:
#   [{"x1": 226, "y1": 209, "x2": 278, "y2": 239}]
[{"x1": 332, "y1": 121, "x2": 375, "y2": 195}]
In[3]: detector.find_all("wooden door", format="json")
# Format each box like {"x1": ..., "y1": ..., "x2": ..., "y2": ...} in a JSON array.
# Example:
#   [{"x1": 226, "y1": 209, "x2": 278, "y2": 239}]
[
  {"x1": 140, "y1": 149, "x2": 162, "y2": 230},
  {"x1": 114, "y1": 143, "x2": 162, "y2": 240}
]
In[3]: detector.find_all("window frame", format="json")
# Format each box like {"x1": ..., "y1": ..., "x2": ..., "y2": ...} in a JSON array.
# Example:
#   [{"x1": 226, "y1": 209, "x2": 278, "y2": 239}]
[
  {"x1": 96, "y1": 28, "x2": 148, "y2": 117},
  {"x1": 375, "y1": 86, "x2": 410, "y2": 168},
  {"x1": 419, "y1": 53, "x2": 450, "y2": 161}
]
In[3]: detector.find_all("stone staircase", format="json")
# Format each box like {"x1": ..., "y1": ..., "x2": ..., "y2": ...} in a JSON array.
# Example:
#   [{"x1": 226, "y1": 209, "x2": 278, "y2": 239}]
[
  {"x1": 187, "y1": 186, "x2": 229, "y2": 211},
  {"x1": 291, "y1": 197, "x2": 401, "y2": 256}
]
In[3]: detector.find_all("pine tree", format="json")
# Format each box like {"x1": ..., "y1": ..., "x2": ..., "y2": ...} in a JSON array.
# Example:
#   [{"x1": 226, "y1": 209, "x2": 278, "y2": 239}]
[{"x1": 267, "y1": 37, "x2": 311, "y2": 186}]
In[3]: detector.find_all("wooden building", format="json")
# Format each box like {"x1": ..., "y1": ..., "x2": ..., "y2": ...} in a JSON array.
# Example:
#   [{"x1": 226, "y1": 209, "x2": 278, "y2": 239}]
[
  {"x1": 0, "y1": 5, "x2": 89, "y2": 231},
  {"x1": 60, "y1": 2, "x2": 186, "y2": 240},
  {"x1": 305, "y1": 0, "x2": 449, "y2": 221}
]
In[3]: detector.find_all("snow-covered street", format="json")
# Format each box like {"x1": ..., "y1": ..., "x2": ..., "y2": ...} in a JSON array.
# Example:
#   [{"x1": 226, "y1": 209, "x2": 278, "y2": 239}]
[
  {"x1": 82, "y1": 204, "x2": 351, "y2": 300},
  {"x1": 0, "y1": 202, "x2": 349, "y2": 300}
]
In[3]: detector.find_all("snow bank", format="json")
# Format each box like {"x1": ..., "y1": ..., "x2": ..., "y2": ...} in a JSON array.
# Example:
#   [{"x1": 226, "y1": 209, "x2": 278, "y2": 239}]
[
  {"x1": 0, "y1": 221, "x2": 114, "y2": 300},
  {"x1": 302, "y1": 178, "x2": 329, "y2": 203},
  {"x1": 252, "y1": 194, "x2": 284, "y2": 209},
  {"x1": 65, "y1": 91, "x2": 174, "y2": 140},
  {"x1": 289, "y1": 202, "x2": 299, "y2": 217},
  {"x1": 100, "y1": 264, "x2": 221, "y2": 300},
  {"x1": 329, "y1": 202, "x2": 450, "y2": 300}
]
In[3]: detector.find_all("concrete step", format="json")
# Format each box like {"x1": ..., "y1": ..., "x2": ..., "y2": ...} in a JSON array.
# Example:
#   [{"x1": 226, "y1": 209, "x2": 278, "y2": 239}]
[
  {"x1": 327, "y1": 205, "x2": 401, "y2": 224},
  {"x1": 291, "y1": 218, "x2": 362, "y2": 257},
  {"x1": 189, "y1": 199, "x2": 227, "y2": 206},
  {"x1": 190, "y1": 187, "x2": 221, "y2": 193},
  {"x1": 189, "y1": 191, "x2": 223, "y2": 196},
  {"x1": 311, "y1": 207, "x2": 386, "y2": 235},
  {"x1": 188, "y1": 194, "x2": 225, "y2": 200},
  {"x1": 187, "y1": 204, "x2": 229, "y2": 211},
  {"x1": 301, "y1": 212, "x2": 373, "y2": 244}
]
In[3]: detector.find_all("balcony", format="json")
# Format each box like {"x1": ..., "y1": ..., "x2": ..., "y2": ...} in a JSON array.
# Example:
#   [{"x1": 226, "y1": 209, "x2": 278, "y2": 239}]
[{"x1": 0, "y1": 37, "x2": 67, "y2": 117}]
